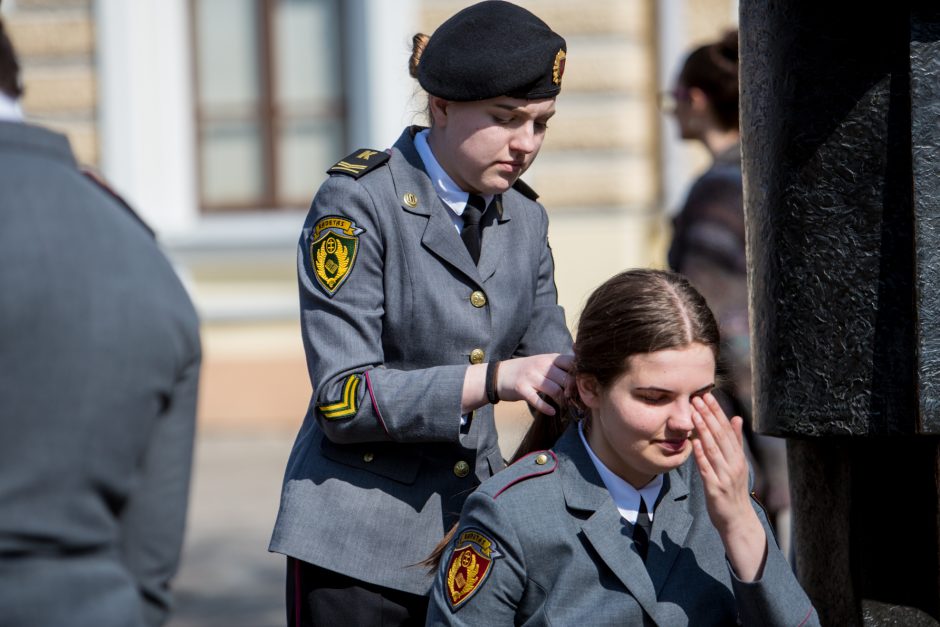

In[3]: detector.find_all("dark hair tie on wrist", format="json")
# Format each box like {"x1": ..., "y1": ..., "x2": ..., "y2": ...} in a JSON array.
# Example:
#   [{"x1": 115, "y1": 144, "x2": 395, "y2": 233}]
[{"x1": 486, "y1": 361, "x2": 501, "y2": 405}]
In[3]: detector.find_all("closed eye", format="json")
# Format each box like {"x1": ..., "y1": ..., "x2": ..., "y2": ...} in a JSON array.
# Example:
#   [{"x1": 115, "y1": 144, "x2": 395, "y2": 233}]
[{"x1": 637, "y1": 393, "x2": 670, "y2": 405}]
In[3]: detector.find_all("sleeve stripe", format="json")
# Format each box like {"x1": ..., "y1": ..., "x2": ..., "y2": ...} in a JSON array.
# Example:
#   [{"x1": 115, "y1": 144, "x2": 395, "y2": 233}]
[{"x1": 318, "y1": 375, "x2": 360, "y2": 419}]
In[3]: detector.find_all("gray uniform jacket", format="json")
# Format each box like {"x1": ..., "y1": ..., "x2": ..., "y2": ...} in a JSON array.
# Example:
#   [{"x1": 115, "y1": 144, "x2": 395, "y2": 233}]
[
  {"x1": 0, "y1": 122, "x2": 201, "y2": 627},
  {"x1": 427, "y1": 426, "x2": 819, "y2": 626},
  {"x1": 270, "y1": 127, "x2": 572, "y2": 595}
]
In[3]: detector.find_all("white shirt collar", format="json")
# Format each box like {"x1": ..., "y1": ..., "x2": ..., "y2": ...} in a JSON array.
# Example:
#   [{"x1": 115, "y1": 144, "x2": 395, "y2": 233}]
[
  {"x1": 413, "y1": 129, "x2": 493, "y2": 216},
  {"x1": 578, "y1": 421, "x2": 664, "y2": 524},
  {"x1": 0, "y1": 92, "x2": 23, "y2": 122}
]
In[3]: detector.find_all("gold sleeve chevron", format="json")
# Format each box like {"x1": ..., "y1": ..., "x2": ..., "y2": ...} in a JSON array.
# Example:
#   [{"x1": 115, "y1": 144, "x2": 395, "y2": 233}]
[{"x1": 317, "y1": 374, "x2": 361, "y2": 420}]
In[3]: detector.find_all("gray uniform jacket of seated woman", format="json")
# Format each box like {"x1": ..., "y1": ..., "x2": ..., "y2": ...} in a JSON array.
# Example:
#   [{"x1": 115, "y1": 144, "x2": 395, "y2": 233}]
[
  {"x1": 269, "y1": 126, "x2": 572, "y2": 595},
  {"x1": 427, "y1": 426, "x2": 818, "y2": 626}
]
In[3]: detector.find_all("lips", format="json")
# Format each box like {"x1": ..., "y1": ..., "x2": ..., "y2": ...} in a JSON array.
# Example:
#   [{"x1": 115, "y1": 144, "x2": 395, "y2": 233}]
[
  {"x1": 497, "y1": 160, "x2": 524, "y2": 172},
  {"x1": 656, "y1": 439, "x2": 688, "y2": 454}
]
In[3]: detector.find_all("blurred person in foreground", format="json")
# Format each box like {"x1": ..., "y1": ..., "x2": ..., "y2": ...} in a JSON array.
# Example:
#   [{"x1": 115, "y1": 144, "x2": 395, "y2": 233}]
[
  {"x1": 0, "y1": 12, "x2": 201, "y2": 627},
  {"x1": 663, "y1": 30, "x2": 790, "y2": 535}
]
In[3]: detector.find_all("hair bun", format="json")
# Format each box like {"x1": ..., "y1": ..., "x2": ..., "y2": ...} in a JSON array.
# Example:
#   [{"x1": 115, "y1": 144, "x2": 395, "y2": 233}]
[
  {"x1": 717, "y1": 29, "x2": 738, "y2": 64},
  {"x1": 408, "y1": 33, "x2": 430, "y2": 79}
]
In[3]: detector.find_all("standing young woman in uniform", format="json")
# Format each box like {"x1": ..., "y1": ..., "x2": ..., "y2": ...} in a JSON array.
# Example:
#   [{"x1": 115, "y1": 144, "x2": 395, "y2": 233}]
[
  {"x1": 269, "y1": 2, "x2": 573, "y2": 624},
  {"x1": 427, "y1": 269, "x2": 818, "y2": 626}
]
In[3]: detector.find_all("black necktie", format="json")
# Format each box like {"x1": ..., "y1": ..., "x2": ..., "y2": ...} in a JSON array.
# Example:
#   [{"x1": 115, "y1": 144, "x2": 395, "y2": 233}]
[
  {"x1": 634, "y1": 499, "x2": 652, "y2": 561},
  {"x1": 461, "y1": 194, "x2": 486, "y2": 265}
]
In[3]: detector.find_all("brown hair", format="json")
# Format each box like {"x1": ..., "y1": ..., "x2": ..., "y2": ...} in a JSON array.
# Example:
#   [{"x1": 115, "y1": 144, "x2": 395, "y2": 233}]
[
  {"x1": 408, "y1": 33, "x2": 432, "y2": 124},
  {"x1": 679, "y1": 30, "x2": 739, "y2": 131},
  {"x1": 513, "y1": 268, "x2": 720, "y2": 459},
  {"x1": 425, "y1": 269, "x2": 719, "y2": 570},
  {"x1": 0, "y1": 15, "x2": 23, "y2": 99},
  {"x1": 408, "y1": 33, "x2": 430, "y2": 79}
]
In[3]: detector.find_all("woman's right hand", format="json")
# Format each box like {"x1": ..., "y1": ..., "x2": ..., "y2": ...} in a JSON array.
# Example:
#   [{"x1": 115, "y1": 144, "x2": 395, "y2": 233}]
[{"x1": 496, "y1": 353, "x2": 573, "y2": 415}]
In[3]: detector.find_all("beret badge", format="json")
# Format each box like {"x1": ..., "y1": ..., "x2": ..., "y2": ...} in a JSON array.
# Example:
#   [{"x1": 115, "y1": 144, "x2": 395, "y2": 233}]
[{"x1": 552, "y1": 49, "x2": 566, "y2": 86}]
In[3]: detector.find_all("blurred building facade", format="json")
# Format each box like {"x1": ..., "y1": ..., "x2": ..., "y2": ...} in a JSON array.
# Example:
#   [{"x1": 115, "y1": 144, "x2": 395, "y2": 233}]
[{"x1": 3, "y1": 0, "x2": 738, "y2": 432}]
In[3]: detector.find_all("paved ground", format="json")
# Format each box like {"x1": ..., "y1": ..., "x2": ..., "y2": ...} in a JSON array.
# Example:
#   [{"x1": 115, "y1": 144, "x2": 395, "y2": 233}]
[{"x1": 169, "y1": 433, "x2": 293, "y2": 627}]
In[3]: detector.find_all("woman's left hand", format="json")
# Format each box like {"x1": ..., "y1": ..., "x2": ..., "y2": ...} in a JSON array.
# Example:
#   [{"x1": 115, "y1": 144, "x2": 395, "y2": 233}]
[{"x1": 690, "y1": 392, "x2": 768, "y2": 582}]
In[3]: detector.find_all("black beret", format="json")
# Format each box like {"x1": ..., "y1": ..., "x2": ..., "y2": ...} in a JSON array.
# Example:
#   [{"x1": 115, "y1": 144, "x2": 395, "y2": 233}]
[{"x1": 417, "y1": 1, "x2": 567, "y2": 102}]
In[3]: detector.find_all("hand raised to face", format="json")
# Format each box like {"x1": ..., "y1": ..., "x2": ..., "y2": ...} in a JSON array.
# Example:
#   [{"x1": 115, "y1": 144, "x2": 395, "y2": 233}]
[
  {"x1": 690, "y1": 393, "x2": 750, "y2": 530},
  {"x1": 690, "y1": 392, "x2": 768, "y2": 581}
]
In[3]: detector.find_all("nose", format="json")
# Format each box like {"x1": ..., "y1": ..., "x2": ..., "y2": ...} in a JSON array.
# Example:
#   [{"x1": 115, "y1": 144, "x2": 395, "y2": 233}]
[
  {"x1": 509, "y1": 121, "x2": 537, "y2": 155},
  {"x1": 667, "y1": 399, "x2": 695, "y2": 433}
]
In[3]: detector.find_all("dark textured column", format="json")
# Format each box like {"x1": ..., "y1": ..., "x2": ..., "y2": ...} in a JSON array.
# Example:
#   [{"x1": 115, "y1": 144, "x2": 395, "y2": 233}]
[
  {"x1": 912, "y1": 9, "x2": 940, "y2": 434},
  {"x1": 787, "y1": 440, "x2": 857, "y2": 625},
  {"x1": 741, "y1": 2, "x2": 917, "y2": 438},
  {"x1": 740, "y1": 2, "x2": 940, "y2": 623}
]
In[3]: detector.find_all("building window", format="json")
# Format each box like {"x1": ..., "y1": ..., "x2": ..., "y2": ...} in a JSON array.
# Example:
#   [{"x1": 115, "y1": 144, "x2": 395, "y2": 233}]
[{"x1": 192, "y1": 0, "x2": 344, "y2": 211}]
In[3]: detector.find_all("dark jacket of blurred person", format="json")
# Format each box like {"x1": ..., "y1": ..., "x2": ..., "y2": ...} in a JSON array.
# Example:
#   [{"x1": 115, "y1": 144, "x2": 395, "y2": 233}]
[
  {"x1": 665, "y1": 31, "x2": 789, "y2": 517},
  {"x1": 0, "y1": 16, "x2": 201, "y2": 627}
]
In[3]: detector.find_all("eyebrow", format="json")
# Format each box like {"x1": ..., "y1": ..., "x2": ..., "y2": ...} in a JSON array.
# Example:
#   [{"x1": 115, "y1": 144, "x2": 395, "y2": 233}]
[
  {"x1": 635, "y1": 383, "x2": 715, "y2": 395},
  {"x1": 492, "y1": 103, "x2": 555, "y2": 117}
]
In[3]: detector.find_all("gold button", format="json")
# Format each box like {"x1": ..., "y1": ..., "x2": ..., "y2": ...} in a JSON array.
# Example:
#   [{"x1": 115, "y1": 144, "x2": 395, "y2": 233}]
[
  {"x1": 470, "y1": 291, "x2": 487, "y2": 308},
  {"x1": 469, "y1": 348, "x2": 485, "y2": 364},
  {"x1": 453, "y1": 460, "x2": 471, "y2": 477},
  {"x1": 535, "y1": 453, "x2": 549, "y2": 465},
  {"x1": 403, "y1": 192, "x2": 418, "y2": 207},
  {"x1": 363, "y1": 452, "x2": 374, "y2": 463}
]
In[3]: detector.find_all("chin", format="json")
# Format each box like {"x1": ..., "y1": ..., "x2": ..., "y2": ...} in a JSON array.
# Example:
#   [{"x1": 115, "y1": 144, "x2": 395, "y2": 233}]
[
  {"x1": 483, "y1": 178, "x2": 513, "y2": 195},
  {"x1": 654, "y1": 447, "x2": 692, "y2": 470},
  {"x1": 479, "y1": 168, "x2": 518, "y2": 193}
]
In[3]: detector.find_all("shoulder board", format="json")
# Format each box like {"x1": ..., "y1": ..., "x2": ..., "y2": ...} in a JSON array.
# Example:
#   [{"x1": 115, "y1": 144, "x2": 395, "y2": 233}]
[
  {"x1": 492, "y1": 450, "x2": 557, "y2": 499},
  {"x1": 511, "y1": 178, "x2": 539, "y2": 201},
  {"x1": 327, "y1": 148, "x2": 390, "y2": 179}
]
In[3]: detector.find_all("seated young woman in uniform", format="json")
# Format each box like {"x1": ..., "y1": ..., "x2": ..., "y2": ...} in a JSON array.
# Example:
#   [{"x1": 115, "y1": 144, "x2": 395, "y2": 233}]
[{"x1": 426, "y1": 269, "x2": 819, "y2": 626}]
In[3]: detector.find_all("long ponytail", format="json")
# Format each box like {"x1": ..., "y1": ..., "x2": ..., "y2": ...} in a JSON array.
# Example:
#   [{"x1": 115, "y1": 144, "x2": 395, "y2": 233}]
[{"x1": 509, "y1": 398, "x2": 577, "y2": 462}]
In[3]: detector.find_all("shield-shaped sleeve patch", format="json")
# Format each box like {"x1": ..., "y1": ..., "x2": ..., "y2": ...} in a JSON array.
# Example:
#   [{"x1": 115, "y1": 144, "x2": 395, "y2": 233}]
[
  {"x1": 445, "y1": 528, "x2": 502, "y2": 611},
  {"x1": 309, "y1": 216, "x2": 365, "y2": 297}
]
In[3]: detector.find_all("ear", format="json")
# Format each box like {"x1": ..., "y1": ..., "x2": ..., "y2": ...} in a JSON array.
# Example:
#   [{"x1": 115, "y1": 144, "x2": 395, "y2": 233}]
[
  {"x1": 428, "y1": 95, "x2": 451, "y2": 128},
  {"x1": 576, "y1": 374, "x2": 602, "y2": 410},
  {"x1": 687, "y1": 86, "x2": 710, "y2": 113}
]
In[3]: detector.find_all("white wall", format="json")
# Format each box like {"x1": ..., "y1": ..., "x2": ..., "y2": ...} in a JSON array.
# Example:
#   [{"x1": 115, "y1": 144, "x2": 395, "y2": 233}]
[
  {"x1": 96, "y1": 0, "x2": 197, "y2": 235},
  {"x1": 344, "y1": 0, "x2": 419, "y2": 150}
]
